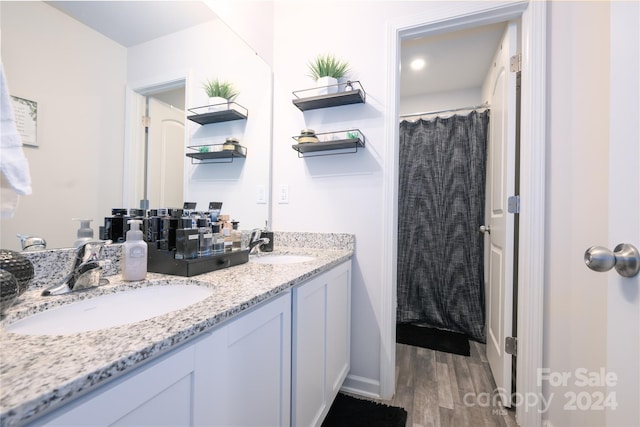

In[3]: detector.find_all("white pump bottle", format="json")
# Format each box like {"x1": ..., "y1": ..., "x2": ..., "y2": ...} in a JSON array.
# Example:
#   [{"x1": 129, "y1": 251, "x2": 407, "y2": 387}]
[{"x1": 122, "y1": 219, "x2": 147, "y2": 281}]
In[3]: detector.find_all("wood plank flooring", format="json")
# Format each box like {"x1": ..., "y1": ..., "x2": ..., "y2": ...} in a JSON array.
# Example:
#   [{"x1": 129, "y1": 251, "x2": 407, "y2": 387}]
[
  {"x1": 344, "y1": 342, "x2": 519, "y2": 426},
  {"x1": 391, "y1": 341, "x2": 519, "y2": 427}
]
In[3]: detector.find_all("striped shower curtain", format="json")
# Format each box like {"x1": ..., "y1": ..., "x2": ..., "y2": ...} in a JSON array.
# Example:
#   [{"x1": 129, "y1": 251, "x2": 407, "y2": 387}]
[{"x1": 397, "y1": 110, "x2": 489, "y2": 342}]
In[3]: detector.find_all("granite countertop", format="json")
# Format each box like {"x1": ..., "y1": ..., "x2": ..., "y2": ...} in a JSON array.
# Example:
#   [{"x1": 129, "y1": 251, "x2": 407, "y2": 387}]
[{"x1": 0, "y1": 232, "x2": 354, "y2": 427}]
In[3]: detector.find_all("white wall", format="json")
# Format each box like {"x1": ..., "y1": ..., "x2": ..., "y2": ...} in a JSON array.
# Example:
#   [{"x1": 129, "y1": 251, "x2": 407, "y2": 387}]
[
  {"x1": 205, "y1": 0, "x2": 274, "y2": 67},
  {"x1": 271, "y1": 0, "x2": 451, "y2": 396},
  {"x1": 127, "y1": 18, "x2": 272, "y2": 229},
  {"x1": 0, "y1": 1, "x2": 127, "y2": 250},
  {"x1": 544, "y1": 2, "x2": 609, "y2": 426},
  {"x1": 270, "y1": 3, "x2": 615, "y2": 424},
  {"x1": 1, "y1": 2, "x2": 619, "y2": 424},
  {"x1": 400, "y1": 88, "x2": 483, "y2": 117}
]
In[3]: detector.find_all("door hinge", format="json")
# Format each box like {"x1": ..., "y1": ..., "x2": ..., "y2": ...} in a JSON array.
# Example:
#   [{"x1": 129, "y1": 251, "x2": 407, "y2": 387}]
[
  {"x1": 505, "y1": 336, "x2": 517, "y2": 356},
  {"x1": 510, "y1": 54, "x2": 522, "y2": 73},
  {"x1": 508, "y1": 195, "x2": 520, "y2": 214},
  {"x1": 141, "y1": 116, "x2": 151, "y2": 128}
]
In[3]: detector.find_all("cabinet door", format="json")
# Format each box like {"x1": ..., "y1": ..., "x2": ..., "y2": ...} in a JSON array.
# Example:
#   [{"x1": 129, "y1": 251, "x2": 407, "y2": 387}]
[
  {"x1": 292, "y1": 260, "x2": 352, "y2": 427},
  {"x1": 325, "y1": 261, "x2": 352, "y2": 397},
  {"x1": 37, "y1": 343, "x2": 197, "y2": 427},
  {"x1": 195, "y1": 292, "x2": 292, "y2": 427},
  {"x1": 292, "y1": 272, "x2": 329, "y2": 427}
]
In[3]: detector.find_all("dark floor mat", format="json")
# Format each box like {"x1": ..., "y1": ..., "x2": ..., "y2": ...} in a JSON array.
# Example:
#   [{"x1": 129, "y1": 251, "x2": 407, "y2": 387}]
[
  {"x1": 396, "y1": 323, "x2": 470, "y2": 356},
  {"x1": 321, "y1": 393, "x2": 408, "y2": 427}
]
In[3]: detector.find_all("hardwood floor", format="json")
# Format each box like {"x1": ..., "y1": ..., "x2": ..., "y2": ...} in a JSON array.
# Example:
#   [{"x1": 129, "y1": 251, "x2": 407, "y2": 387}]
[{"x1": 387, "y1": 341, "x2": 519, "y2": 427}]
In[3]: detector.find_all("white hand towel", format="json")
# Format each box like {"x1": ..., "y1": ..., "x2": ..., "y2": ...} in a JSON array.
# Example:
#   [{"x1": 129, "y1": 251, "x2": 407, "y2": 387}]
[{"x1": 0, "y1": 61, "x2": 32, "y2": 217}]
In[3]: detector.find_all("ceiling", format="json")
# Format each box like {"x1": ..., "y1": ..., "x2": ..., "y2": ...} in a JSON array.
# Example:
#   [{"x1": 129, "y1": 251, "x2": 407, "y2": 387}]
[
  {"x1": 46, "y1": 1, "x2": 217, "y2": 47},
  {"x1": 400, "y1": 22, "x2": 507, "y2": 97},
  {"x1": 47, "y1": 1, "x2": 504, "y2": 98}
]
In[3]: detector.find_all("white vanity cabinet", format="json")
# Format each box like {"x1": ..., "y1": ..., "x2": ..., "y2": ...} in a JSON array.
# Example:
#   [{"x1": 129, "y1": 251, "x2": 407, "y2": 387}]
[
  {"x1": 25, "y1": 259, "x2": 352, "y2": 427},
  {"x1": 292, "y1": 260, "x2": 352, "y2": 427},
  {"x1": 32, "y1": 292, "x2": 291, "y2": 427},
  {"x1": 35, "y1": 339, "x2": 199, "y2": 426},
  {"x1": 194, "y1": 291, "x2": 292, "y2": 426}
]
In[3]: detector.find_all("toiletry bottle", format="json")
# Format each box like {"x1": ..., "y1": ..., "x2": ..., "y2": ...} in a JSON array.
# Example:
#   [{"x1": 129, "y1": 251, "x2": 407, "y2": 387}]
[
  {"x1": 103, "y1": 208, "x2": 129, "y2": 242},
  {"x1": 222, "y1": 228, "x2": 233, "y2": 253},
  {"x1": 73, "y1": 218, "x2": 94, "y2": 248},
  {"x1": 197, "y1": 218, "x2": 213, "y2": 257},
  {"x1": 212, "y1": 224, "x2": 224, "y2": 254},
  {"x1": 175, "y1": 218, "x2": 198, "y2": 260},
  {"x1": 208, "y1": 202, "x2": 222, "y2": 223},
  {"x1": 161, "y1": 209, "x2": 182, "y2": 251},
  {"x1": 231, "y1": 221, "x2": 242, "y2": 251},
  {"x1": 122, "y1": 219, "x2": 147, "y2": 281}
]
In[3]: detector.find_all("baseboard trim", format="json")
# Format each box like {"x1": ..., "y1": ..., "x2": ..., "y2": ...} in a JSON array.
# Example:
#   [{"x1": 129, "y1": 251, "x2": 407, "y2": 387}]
[{"x1": 340, "y1": 374, "x2": 381, "y2": 399}]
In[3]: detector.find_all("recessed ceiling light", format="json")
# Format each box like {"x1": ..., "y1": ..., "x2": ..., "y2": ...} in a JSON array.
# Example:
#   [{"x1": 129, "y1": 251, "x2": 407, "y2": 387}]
[{"x1": 410, "y1": 58, "x2": 426, "y2": 71}]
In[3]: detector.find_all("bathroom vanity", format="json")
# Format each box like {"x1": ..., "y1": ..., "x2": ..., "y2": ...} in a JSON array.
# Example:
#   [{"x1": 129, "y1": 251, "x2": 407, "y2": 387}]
[{"x1": 0, "y1": 232, "x2": 354, "y2": 427}]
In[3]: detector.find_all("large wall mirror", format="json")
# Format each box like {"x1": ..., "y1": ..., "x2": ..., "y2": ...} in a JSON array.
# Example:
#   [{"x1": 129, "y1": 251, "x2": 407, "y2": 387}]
[{"x1": 0, "y1": 1, "x2": 272, "y2": 250}]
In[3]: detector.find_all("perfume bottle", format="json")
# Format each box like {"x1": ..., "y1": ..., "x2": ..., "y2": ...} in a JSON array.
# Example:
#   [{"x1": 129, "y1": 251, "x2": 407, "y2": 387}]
[
  {"x1": 211, "y1": 224, "x2": 224, "y2": 254},
  {"x1": 197, "y1": 218, "x2": 213, "y2": 257},
  {"x1": 175, "y1": 218, "x2": 198, "y2": 260}
]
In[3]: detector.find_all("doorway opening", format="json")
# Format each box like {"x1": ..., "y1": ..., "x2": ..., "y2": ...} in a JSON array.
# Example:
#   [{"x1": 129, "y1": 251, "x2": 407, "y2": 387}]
[
  {"x1": 124, "y1": 79, "x2": 187, "y2": 210},
  {"x1": 382, "y1": 3, "x2": 547, "y2": 426},
  {"x1": 396, "y1": 18, "x2": 520, "y2": 411}
]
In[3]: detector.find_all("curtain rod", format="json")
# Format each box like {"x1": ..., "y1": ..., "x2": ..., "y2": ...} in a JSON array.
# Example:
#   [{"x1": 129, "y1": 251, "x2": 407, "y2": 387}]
[{"x1": 399, "y1": 102, "x2": 490, "y2": 119}]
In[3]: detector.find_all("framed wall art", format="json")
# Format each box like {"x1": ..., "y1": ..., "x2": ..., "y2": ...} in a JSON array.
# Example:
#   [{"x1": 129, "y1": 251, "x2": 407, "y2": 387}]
[{"x1": 11, "y1": 95, "x2": 38, "y2": 147}]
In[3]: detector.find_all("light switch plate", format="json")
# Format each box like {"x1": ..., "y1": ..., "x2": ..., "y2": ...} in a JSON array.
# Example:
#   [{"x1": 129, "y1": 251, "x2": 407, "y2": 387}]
[
  {"x1": 278, "y1": 184, "x2": 289, "y2": 204},
  {"x1": 256, "y1": 185, "x2": 266, "y2": 204}
]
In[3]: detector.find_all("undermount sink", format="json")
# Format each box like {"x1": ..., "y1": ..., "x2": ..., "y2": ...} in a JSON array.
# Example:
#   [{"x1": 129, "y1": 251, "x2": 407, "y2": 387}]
[
  {"x1": 5, "y1": 284, "x2": 213, "y2": 336},
  {"x1": 250, "y1": 254, "x2": 316, "y2": 265}
]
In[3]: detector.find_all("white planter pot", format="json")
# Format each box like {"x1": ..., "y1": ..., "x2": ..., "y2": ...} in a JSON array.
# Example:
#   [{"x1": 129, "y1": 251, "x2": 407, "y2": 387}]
[
  {"x1": 208, "y1": 96, "x2": 228, "y2": 112},
  {"x1": 315, "y1": 76, "x2": 338, "y2": 95}
]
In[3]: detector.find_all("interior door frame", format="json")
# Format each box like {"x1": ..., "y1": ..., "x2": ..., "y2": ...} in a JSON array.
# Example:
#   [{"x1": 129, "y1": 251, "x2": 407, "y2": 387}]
[
  {"x1": 382, "y1": 2, "x2": 546, "y2": 426},
  {"x1": 607, "y1": 2, "x2": 640, "y2": 424},
  {"x1": 123, "y1": 71, "x2": 191, "y2": 209}
]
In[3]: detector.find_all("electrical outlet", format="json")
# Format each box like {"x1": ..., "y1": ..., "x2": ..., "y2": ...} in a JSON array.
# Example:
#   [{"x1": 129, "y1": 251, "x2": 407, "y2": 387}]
[
  {"x1": 278, "y1": 184, "x2": 289, "y2": 204},
  {"x1": 256, "y1": 185, "x2": 266, "y2": 204}
]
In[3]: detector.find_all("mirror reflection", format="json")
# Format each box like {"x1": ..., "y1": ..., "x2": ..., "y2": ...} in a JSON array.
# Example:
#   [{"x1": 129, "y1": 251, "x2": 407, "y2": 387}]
[{"x1": 0, "y1": 1, "x2": 272, "y2": 251}]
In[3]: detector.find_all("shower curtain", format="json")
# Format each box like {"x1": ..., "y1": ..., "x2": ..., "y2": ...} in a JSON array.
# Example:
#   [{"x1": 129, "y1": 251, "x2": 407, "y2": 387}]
[{"x1": 397, "y1": 110, "x2": 489, "y2": 342}]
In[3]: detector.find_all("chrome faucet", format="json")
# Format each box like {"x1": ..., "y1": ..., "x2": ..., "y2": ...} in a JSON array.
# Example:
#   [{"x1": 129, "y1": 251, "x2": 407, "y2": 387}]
[
  {"x1": 17, "y1": 234, "x2": 46, "y2": 251},
  {"x1": 42, "y1": 240, "x2": 111, "y2": 296},
  {"x1": 248, "y1": 229, "x2": 270, "y2": 254}
]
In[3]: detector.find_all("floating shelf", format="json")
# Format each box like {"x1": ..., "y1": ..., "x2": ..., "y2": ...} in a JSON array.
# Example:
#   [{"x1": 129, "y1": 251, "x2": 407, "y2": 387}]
[
  {"x1": 186, "y1": 143, "x2": 247, "y2": 164},
  {"x1": 291, "y1": 129, "x2": 365, "y2": 158},
  {"x1": 187, "y1": 102, "x2": 248, "y2": 125},
  {"x1": 292, "y1": 81, "x2": 366, "y2": 111}
]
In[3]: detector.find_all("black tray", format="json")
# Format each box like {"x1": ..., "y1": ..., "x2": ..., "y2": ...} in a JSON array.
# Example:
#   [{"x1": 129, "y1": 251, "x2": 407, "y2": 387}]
[{"x1": 147, "y1": 245, "x2": 249, "y2": 277}]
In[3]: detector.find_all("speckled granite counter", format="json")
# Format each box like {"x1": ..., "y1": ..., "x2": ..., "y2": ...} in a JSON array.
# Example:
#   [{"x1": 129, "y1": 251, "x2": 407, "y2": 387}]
[{"x1": 0, "y1": 232, "x2": 354, "y2": 427}]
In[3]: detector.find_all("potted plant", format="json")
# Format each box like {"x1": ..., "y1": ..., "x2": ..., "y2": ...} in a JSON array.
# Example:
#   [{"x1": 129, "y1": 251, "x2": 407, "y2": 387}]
[
  {"x1": 202, "y1": 78, "x2": 239, "y2": 111},
  {"x1": 307, "y1": 53, "x2": 350, "y2": 95}
]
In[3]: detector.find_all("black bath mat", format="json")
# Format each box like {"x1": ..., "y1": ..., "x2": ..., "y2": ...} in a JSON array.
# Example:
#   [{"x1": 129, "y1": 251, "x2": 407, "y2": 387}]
[
  {"x1": 322, "y1": 393, "x2": 407, "y2": 427},
  {"x1": 396, "y1": 323, "x2": 470, "y2": 356}
]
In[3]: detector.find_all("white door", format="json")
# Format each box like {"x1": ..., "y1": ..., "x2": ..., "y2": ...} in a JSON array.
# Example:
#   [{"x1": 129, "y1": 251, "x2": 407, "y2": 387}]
[
  {"x1": 605, "y1": 2, "x2": 639, "y2": 425},
  {"x1": 484, "y1": 21, "x2": 518, "y2": 407},
  {"x1": 147, "y1": 97, "x2": 185, "y2": 208}
]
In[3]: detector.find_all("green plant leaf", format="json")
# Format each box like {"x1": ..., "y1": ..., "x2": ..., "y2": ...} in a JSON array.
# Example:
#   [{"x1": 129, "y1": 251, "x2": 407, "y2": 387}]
[
  {"x1": 307, "y1": 54, "x2": 350, "y2": 80},
  {"x1": 202, "y1": 78, "x2": 239, "y2": 100}
]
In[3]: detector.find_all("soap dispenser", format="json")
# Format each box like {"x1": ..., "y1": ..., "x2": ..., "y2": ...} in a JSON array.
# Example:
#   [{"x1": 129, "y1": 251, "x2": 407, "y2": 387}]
[
  {"x1": 73, "y1": 218, "x2": 94, "y2": 248},
  {"x1": 122, "y1": 219, "x2": 147, "y2": 281}
]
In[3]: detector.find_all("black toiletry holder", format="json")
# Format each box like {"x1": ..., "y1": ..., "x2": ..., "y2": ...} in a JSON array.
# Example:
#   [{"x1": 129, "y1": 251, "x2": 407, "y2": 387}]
[{"x1": 147, "y1": 244, "x2": 249, "y2": 277}]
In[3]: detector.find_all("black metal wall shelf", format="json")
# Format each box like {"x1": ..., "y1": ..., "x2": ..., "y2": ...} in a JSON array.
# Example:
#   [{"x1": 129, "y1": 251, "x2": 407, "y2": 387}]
[
  {"x1": 292, "y1": 81, "x2": 366, "y2": 111},
  {"x1": 291, "y1": 129, "x2": 365, "y2": 158},
  {"x1": 186, "y1": 143, "x2": 247, "y2": 164},
  {"x1": 187, "y1": 102, "x2": 248, "y2": 125}
]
